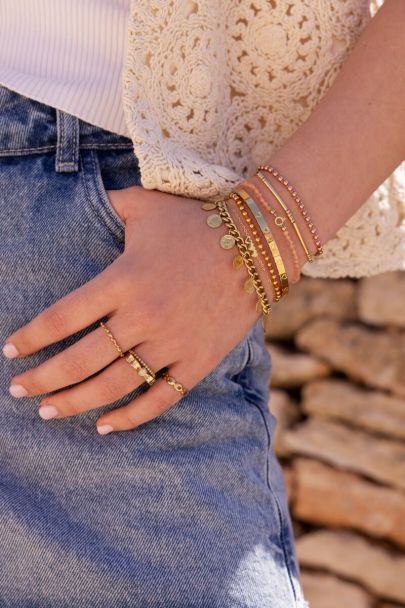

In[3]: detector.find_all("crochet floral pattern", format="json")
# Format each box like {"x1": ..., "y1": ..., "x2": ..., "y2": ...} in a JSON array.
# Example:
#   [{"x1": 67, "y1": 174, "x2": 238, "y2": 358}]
[{"x1": 122, "y1": 0, "x2": 404, "y2": 278}]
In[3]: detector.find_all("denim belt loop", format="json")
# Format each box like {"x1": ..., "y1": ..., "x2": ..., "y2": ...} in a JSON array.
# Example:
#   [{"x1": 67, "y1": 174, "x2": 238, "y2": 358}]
[{"x1": 55, "y1": 109, "x2": 80, "y2": 173}]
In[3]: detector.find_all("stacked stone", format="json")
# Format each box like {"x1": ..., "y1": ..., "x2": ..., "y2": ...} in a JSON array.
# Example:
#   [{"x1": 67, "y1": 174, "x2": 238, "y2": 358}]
[{"x1": 265, "y1": 271, "x2": 405, "y2": 608}]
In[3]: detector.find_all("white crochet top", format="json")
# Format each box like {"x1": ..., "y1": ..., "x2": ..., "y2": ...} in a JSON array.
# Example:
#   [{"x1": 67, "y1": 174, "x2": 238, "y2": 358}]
[{"x1": 122, "y1": 0, "x2": 405, "y2": 278}]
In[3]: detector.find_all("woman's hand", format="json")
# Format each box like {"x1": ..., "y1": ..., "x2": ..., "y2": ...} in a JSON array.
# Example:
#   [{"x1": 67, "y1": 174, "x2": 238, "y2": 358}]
[{"x1": 3, "y1": 186, "x2": 261, "y2": 434}]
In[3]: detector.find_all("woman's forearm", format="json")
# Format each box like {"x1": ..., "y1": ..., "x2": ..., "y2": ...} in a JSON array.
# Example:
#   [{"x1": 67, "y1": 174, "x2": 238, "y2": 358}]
[{"x1": 247, "y1": 0, "x2": 405, "y2": 280}]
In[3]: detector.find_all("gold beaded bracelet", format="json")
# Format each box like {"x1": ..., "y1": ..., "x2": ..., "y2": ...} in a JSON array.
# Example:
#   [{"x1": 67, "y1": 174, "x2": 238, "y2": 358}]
[
  {"x1": 229, "y1": 190, "x2": 289, "y2": 298},
  {"x1": 226, "y1": 193, "x2": 282, "y2": 302},
  {"x1": 255, "y1": 170, "x2": 313, "y2": 263},
  {"x1": 228, "y1": 197, "x2": 271, "y2": 283},
  {"x1": 240, "y1": 180, "x2": 301, "y2": 284},
  {"x1": 257, "y1": 165, "x2": 324, "y2": 257}
]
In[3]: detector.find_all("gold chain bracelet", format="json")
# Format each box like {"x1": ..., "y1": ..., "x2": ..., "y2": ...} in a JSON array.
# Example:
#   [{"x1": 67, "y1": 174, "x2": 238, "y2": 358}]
[
  {"x1": 240, "y1": 180, "x2": 301, "y2": 283},
  {"x1": 215, "y1": 199, "x2": 273, "y2": 316},
  {"x1": 230, "y1": 189, "x2": 289, "y2": 298},
  {"x1": 257, "y1": 165, "x2": 324, "y2": 257},
  {"x1": 226, "y1": 194, "x2": 282, "y2": 301}
]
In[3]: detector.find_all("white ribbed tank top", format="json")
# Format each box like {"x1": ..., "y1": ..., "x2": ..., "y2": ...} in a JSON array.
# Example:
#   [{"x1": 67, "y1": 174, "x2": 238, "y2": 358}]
[{"x1": 0, "y1": 0, "x2": 131, "y2": 137}]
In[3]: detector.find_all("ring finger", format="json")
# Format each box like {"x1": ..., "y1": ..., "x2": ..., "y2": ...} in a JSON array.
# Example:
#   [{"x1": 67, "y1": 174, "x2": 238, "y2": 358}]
[
  {"x1": 38, "y1": 344, "x2": 168, "y2": 419},
  {"x1": 9, "y1": 315, "x2": 143, "y2": 398}
]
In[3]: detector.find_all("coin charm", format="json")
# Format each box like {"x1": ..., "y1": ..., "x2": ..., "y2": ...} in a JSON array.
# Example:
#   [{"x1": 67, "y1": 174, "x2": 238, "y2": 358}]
[
  {"x1": 244, "y1": 278, "x2": 255, "y2": 294},
  {"x1": 232, "y1": 254, "x2": 244, "y2": 270},
  {"x1": 201, "y1": 202, "x2": 217, "y2": 211},
  {"x1": 220, "y1": 234, "x2": 236, "y2": 250},
  {"x1": 207, "y1": 214, "x2": 222, "y2": 228}
]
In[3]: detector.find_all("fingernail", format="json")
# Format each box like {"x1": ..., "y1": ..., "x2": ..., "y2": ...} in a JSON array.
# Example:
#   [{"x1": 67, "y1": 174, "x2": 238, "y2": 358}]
[
  {"x1": 9, "y1": 384, "x2": 28, "y2": 398},
  {"x1": 3, "y1": 343, "x2": 19, "y2": 358},
  {"x1": 38, "y1": 405, "x2": 59, "y2": 420},
  {"x1": 97, "y1": 424, "x2": 114, "y2": 435}
]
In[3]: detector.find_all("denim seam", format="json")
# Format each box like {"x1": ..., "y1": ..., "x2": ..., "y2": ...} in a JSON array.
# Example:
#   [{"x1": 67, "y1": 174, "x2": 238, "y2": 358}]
[
  {"x1": 80, "y1": 143, "x2": 135, "y2": 149},
  {"x1": 80, "y1": 151, "x2": 125, "y2": 242},
  {"x1": 73, "y1": 117, "x2": 78, "y2": 167},
  {"x1": 250, "y1": 399, "x2": 299, "y2": 606},
  {"x1": 57, "y1": 109, "x2": 65, "y2": 169},
  {"x1": 0, "y1": 144, "x2": 134, "y2": 156},
  {"x1": 0, "y1": 146, "x2": 55, "y2": 155}
]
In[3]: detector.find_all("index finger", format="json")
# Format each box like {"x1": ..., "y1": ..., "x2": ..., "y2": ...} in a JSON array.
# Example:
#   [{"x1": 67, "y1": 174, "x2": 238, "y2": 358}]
[{"x1": 3, "y1": 263, "x2": 119, "y2": 358}]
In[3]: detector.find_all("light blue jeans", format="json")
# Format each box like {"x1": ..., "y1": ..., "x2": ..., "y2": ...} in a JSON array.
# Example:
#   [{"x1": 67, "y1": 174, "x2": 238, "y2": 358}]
[{"x1": 0, "y1": 85, "x2": 308, "y2": 607}]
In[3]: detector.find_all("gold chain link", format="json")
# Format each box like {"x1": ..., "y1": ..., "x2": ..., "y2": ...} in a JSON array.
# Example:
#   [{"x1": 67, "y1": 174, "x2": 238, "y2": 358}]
[{"x1": 215, "y1": 199, "x2": 272, "y2": 316}]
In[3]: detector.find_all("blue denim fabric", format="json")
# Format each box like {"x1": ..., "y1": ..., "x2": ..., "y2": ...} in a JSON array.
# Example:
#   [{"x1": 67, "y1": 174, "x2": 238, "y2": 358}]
[{"x1": 0, "y1": 85, "x2": 308, "y2": 607}]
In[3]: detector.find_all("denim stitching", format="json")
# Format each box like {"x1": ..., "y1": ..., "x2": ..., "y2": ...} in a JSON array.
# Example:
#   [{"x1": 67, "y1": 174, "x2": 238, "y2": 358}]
[
  {"x1": 55, "y1": 111, "x2": 79, "y2": 172},
  {"x1": 80, "y1": 142, "x2": 134, "y2": 149},
  {"x1": 0, "y1": 146, "x2": 55, "y2": 155},
  {"x1": 0, "y1": 144, "x2": 134, "y2": 155},
  {"x1": 72, "y1": 116, "x2": 78, "y2": 167},
  {"x1": 250, "y1": 400, "x2": 300, "y2": 606},
  {"x1": 57, "y1": 109, "x2": 65, "y2": 170},
  {"x1": 80, "y1": 150, "x2": 125, "y2": 243}
]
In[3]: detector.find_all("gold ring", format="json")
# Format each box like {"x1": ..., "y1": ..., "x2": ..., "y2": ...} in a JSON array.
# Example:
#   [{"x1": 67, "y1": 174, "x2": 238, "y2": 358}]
[
  {"x1": 100, "y1": 321, "x2": 125, "y2": 358},
  {"x1": 126, "y1": 350, "x2": 156, "y2": 386},
  {"x1": 162, "y1": 371, "x2": 189, "y2": 396}
]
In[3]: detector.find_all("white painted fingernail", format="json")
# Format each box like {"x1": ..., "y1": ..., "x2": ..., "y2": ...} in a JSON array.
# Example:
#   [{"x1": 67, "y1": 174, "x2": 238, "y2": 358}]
[
  {"x1": 3, "y1": 343, "x2": 19, "y2": 358},
  {"x1": 9, "y1": 384, "x2": 28, "y2": 398},
  {"x1": 97, "y1": 424, "x2": 114, "y2": 435},
  {"x1": 38, "y1": 405, "x2": 58, "y2": 420}
]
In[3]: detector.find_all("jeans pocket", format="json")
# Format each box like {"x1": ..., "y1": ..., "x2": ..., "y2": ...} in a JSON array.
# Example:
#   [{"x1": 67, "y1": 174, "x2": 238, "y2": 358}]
[{"x1": 80, "y1": 149, "x2": 131, "y2": 244}]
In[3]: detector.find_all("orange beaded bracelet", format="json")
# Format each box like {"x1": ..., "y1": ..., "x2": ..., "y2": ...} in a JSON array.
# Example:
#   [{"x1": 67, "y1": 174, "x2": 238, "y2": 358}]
[
  {"x1": 240, "y1": 180, "x2": 301, "y2": 284},
  {"x1": 257, "y1": 165, "x2": 324, "y2": 257},
  {"x1": 227, "y1": 191, "x2": 285, "y2": 301}
]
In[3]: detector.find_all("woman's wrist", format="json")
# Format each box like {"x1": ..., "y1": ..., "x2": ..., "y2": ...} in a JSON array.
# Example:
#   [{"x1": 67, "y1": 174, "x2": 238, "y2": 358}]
[
  {"x1": 248, "y1": 171, "x2": 319, "y2": 271},
  {"x1": 231, "y1": 169, "x2": 315, "y2": 292}
]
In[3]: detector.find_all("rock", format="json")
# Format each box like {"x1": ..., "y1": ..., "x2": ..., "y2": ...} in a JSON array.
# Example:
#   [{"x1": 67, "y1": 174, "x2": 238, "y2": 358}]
[
  {"x1": 358, "y1": 271, "x2": 405, "y2": 328},
  {"x1": 300, "y1": 571, "x2": 373, "y2": 608},
  {"x1": 265, "y1": 277, "x2": 357, "y2": 340},
  {"x1": 283, "y1": 419, "x2": 405, "y2": 491},
  {"x1": 295, "y1": 319, "x2": 405, "y2": 398},
  {"x1": 296, "y1": 530, "x2": 405, "y2": 603},
  {"x1": 268, "y1": 388, "x2": 301, "y2": 456},
  {"x1": 302, "y1": 379, "x2": 405, "y2": 440},
  {"x1": 293, "y1": 459, "x2": 405, "y2": 548},
  {"x1": 267, "y1": 344, "x2": 331, "y2": 388}
]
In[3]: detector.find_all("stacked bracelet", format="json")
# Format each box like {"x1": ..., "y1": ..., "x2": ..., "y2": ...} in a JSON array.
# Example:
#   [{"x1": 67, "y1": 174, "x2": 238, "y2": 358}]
[
  {"x1": 256, "y1": 170, "x2": 313, "y2": 262},
  {"x1": 229, "y1": 189, "x2": 289, "y2": 298},
  {"x1": 239, "y1": 180, "x2": 301, "y2": 283},
  {"x1": 201, "y1": 163, "x2": 324, "y2": 318},
  {"x1": 257, "y1": 165, "x2": 324, "y2": 257},
  {"x1": 202, "y1": 199, "x2": 272, "y2": 316},
  {"x1": 227, "y1": 191, "x2": 282, "y2": 301}
]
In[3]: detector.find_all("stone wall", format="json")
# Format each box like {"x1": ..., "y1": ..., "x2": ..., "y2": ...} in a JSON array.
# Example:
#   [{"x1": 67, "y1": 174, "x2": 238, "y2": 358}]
[{"x1": 265, "y1": 271, "x2": 405, "y2": 608}]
